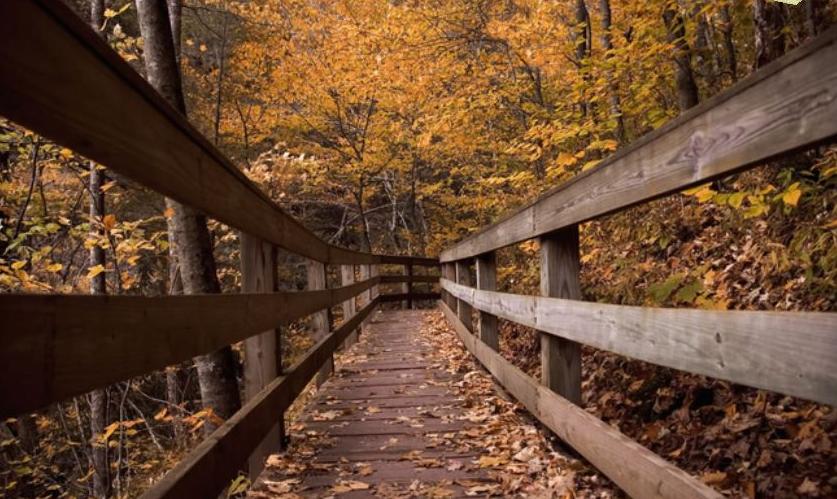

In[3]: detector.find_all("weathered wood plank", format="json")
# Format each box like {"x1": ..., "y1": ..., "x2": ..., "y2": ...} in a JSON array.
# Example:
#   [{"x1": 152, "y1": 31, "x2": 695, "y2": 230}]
[
  {"x1": 440, "y1": 26, "x2": 837, "y2": 262},
  {"x1": 140, "y1": 298, "x2": 379, "y2": 499},
  {"x1": 253, "y1": 310, "x2": 492, "y2": 496},
  {"x1": 455, "y1": 261, "x2": 473, "y2": 332},
  {"x1": 406, "y1": 264, "x2": 414, "y2": 309},
  {"x1": 475, "y1": 253, "x2": 498, "y2": 351},
  {"x1": 0, "y1": 277, "x2": 379, "y2": 418},
  {"x1": 340, "y1": 265, "x2": 358, "y2": 347},
  {"x1": 307, "y1": 260, "x2": 332, "y2": 385},
  {"x1": 440, "y1": 301, "x2": 721, "y2": 499},
  {"x1": 440, "y1": 279, "x2": 837, "y2": 406},
  {"x1": 0, "y1": 0, "x2": 431, "y2": 267},
  {"x1": 240, "y1": 234, "x2": 282, "y2": 479},
  {"x1": 441, "y1": 263, "x2": 456, "y2": 309},
  {"x1": 539, "y1": 228, "x2": 582, "y2": 405}
]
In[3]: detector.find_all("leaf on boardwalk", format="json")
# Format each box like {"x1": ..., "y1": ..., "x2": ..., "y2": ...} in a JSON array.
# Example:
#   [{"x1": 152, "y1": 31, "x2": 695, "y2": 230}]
[{"x1": 331, "y1": 480, "x2": 370, "y2": 494}]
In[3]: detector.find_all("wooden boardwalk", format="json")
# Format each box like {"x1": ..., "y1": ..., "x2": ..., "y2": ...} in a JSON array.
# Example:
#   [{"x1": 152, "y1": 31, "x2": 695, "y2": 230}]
[{"x1": 250, "y1": 309, "x2": 493, "y2": 497}]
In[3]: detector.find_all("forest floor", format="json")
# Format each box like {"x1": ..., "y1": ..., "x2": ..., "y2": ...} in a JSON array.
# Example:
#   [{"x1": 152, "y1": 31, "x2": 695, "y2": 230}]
[
  {"x1": 249, "y1": 309, "x2": 618, "y2": 498},
  {"x1": 500, "y1": 322, "x2": 836, "y2": 499}
]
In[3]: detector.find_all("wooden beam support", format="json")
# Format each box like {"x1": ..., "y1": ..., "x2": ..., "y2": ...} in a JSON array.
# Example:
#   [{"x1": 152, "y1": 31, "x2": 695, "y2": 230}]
[
  {"x1": 0, "y1": 0, "x2": 434, "y2": 267},
  {"x1": 440, "y1": 278, "x2": 837, "y2": 406},
  {"x1": 358, "y1": 264, "x2": 371, "y2": 334},
  {"x1": 240, "y1": 234, "x2": 282, "y2": 478},
  {"x1": 142, "y1": 298, "x2": 380, "y2": 499},
  {"x1": 455, "y1": 261, "x2": 474, "y2": 332},
  {"x1": 340, "y1": 265, "x2": 358, "y2": 347},
  {"x1": 439, "y1": 301, "x2": 721, "y2": 499},
  {"x1": 440, "y1": 26, "x2": 837, "y2": 262},
  {"x1": 401, "y1": 263, "x2": 413, "y2": 309},
  {"x1": 0, "y1": 277, "x2": 380, "y2": 418},
  {"x1": 306, "y1": 260, "x2": 332, "y2": 385},
  {"x1": 539, "y1": 227, "x2": 582, "y2": 405},
  {"x1": 407, "y1": 264, "x2": 414, "y2": 309},
  {"x1": 371, "y1": 265, "x2": 379, "y2": 300},
  {"x1": 475, "y1": 252, "x2": 498, "y2": 351}
]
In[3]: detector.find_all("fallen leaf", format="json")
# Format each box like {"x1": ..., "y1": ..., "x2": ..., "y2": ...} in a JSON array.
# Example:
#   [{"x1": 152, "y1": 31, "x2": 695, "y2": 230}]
[
  {"x1": 701, "y1": 471, "x2": 727, "y2": 485},
  {"x1": 797, "y1": 478, "x2": 819, "y2": 496}
]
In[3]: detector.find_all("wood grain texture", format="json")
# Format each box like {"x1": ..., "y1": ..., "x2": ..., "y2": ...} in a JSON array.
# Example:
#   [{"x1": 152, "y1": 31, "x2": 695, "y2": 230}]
[
  {"x1": 475, "y1": 252, "x2": 498, "y2": 351},
  {"x1": 0, "y1": 277, "x2": 380, "y2": 418},
  {"x1": 141, "y1": 299, "x2": 380, "y2": 499},
  {"x1": 339, "y1": 265, "x2": 358, "y2": 347},
  {"x1": 252, "y1": 310, "x2": 493, "y2": 496},
  {"x1": 0, "y1": 0, "x2": 431, "y2": 267},
  {"x1": 539, "y1": 228, "x2": 582, "y2": 404},
  {"x1": 440, "y1": 301, "x2": 721, "y2": 499},
  {"x1": 440, "y1": 279, "x2": 837, "y2": 405},
  {"x1": 358, "y1": 265, "x2": 372, "y2": 334},
  {"x1": 455, "y1": 261, "x2": 473, "y2": 332},
  {"x1": 240, "y1": 234, "x2": 282, "y2": 478},
  {"x1": 440, "y1": 26, "x2": 837, "y2": 262},
  {"x1": 306, "y1": 260, "x2": 332, "y2": 385}
]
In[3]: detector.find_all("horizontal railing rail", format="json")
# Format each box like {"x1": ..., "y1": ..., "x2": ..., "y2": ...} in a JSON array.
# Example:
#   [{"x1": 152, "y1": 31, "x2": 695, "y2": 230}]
[
  {"x1": 142, "y1": 298, "x2": 380, "y2": 499},
  {"x1": 440, "y1": 303, "x2": 721, "y2": 499},
  {"x1": 0, "y1": 0, "x2": 439, "y2": 267},
  {"x1": 441, "y1": 279, "x2": 837, "y2": 406},
  {"x1": 1, "y1": 278, "x2": 379, "y2": 417},
  {"x1": 437, "y1": 28, "x2": 837, "y2": 499},
  {"x1": 440, "y1": 25, "x2": 837, "y2": 263},
  {"x1": 0, "y1": 0, "x2": 442, "y2": 495}
]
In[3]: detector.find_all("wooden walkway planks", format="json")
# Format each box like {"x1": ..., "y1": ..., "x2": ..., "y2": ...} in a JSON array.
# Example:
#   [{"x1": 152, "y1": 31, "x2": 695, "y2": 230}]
[{"x1": 249, "y1": 310, "x2": 494, "y2": 498}]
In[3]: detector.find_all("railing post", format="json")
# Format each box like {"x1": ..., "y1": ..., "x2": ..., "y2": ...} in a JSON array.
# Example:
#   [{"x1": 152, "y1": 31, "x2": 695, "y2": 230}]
[
  {"x1": 240, "y1": 233, "x2": 283, "y2": 478},
  {"x1": 401, "y1": 263, "x2": 409, "y2": 309},
  {"x1": 442, "y1": 262, "x2": 456, "y2": 309},
  {"x1": 455, "y1": 260, "x2": 473, "y2": 332},
  {"x1": 340, "y1": 264, "x2": 358, "y2": 347},
  {"x1": 539, "y1": 226, "x2": 582, "y2": 405},
  {"x1": 358, "y1": 264, "x2": 371, "y2": 334},
  {"x1": 407, "y1": 263, "x2": 414, "y2": 309},
  {"x1": 306, "y1": 259, "x2": 332, "y2": 385},
  {"x1": 475, "y1": 252, "x2": 498, "y2": 351}
]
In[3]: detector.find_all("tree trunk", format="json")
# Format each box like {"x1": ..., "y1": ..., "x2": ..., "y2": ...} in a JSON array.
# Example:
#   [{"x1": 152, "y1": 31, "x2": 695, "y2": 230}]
[
  {"x1": 88, "y1": 2, "x2": 111, "y2": 496},
  {"x1": 136, "y1": 0, "x2": 241, "y2": 435},
  {"x1": 573, "y1": 0, "x2": 592, "y2": 117},
  {"x1": 718, "y1": 4, "x2": 737, "y2": 81},
  {"x1": 15, "y1": 415, "x2": 38, "y2": 455},
  {"x1": 598, "y1": 0, "x2": 625, "y2": 143},
  {"x1": 689, "y1": 1, "x2": 716, "y2": 89},
  {"x1": 753, "y1": 0, "x2": 787, "y2": 68},
  {"x1": 663, "y1": 5, "x2": 700, "y2": 111},
  {"x1": 166, "y1": 0, "x2": 182, "y2": 60}
]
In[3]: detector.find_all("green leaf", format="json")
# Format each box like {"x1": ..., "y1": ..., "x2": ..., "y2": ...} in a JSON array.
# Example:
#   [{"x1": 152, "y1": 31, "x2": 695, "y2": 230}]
[
  {"x1": 674, "y1": 280, "x2": 702, "y2": 303},
  {"x1": 648, "y1": 273, "x2": 685, "y2": 304}
]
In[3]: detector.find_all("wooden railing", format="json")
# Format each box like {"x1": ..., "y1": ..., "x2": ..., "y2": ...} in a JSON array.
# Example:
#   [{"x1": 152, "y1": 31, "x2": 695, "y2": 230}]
[
  {"x1": 438, "y1": 26, "x2": 837, "y2": 499},
  {"x1": 0, "y1": 1, "x2": 439, "y2": 497}
]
